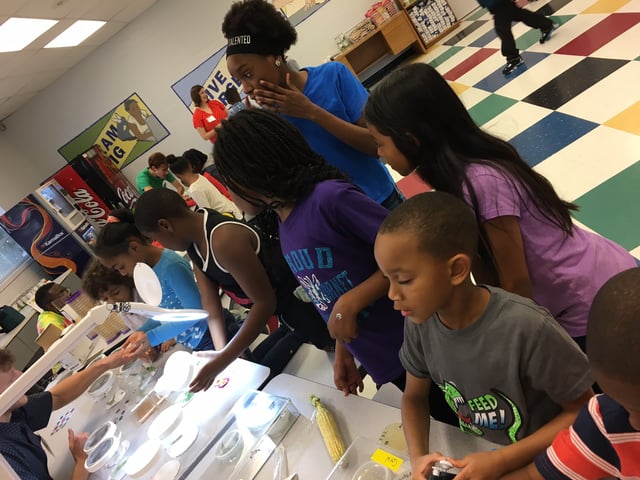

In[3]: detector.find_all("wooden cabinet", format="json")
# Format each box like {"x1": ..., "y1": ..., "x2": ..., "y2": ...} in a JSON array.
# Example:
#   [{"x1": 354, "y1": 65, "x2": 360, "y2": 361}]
[{"x1": 333, "y1": 11, "x2": 426, "y2": 78}]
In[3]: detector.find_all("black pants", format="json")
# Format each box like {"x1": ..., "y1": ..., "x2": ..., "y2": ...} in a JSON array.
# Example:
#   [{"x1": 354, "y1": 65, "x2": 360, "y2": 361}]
[
  {"x1": 390, "y1": 374, "x2": 461, "y2": 427},
  {"x1": 251, "y1": 325, "x2": 304, "y2": 382},
  {"x1": 490, "y1": 0, "x2": 553, "y2": 60}
]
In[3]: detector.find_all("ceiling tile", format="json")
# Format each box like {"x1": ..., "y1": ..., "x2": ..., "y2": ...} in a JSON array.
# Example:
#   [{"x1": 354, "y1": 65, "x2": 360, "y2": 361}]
[
  {"x1": 80, "y1": 0, "x2": 131, "y2": 21},
  {"x1": 0, "y1": 1, "x2": 25, "y2": 17},
  {"x1": 16, "y1": 0, "x2": 92, "y2": 20},
  {"x1": 112, "y1": 0, "x2": 157, "y2": 23}
]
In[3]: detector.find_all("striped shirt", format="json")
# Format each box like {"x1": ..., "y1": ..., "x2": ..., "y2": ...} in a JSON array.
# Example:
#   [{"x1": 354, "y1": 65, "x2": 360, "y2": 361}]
[{"x1": 535, "y1": 394, "x2": 640, "y2": 479}]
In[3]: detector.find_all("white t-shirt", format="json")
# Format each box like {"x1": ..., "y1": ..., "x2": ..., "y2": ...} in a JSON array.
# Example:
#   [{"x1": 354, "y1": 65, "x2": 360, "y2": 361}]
[{"x1": 187, "y1": 175, "x2": 241, "y2": 218}]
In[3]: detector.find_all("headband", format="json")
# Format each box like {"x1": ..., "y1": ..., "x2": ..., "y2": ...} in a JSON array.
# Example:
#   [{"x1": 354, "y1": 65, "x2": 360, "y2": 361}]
[{"x1": 226, "y1": 34, "x2": 283, "y2": 57}]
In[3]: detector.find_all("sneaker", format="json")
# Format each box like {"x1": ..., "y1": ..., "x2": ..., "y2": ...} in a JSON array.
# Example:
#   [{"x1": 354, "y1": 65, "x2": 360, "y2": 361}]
[
  {"x1": 502, "y1": 56, "x2": 524, "y2": 75},
  {"x1": 540, "y1": 22, "x2": 558, "y2": 44}
]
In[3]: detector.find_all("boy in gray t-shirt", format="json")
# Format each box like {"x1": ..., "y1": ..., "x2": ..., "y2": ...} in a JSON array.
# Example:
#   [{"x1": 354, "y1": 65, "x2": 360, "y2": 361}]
[{"x1": 374, "y1": 192, "x2": 594, "y2": 480}]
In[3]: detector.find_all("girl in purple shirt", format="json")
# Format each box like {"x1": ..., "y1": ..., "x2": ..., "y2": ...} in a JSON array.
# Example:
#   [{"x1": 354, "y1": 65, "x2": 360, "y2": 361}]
[
  {"x1": 212, "y1": 109, "x2": 406, "y2": 394},
  {"x1": 365, "y1": 63, "x2": 636, "y2": 345}
]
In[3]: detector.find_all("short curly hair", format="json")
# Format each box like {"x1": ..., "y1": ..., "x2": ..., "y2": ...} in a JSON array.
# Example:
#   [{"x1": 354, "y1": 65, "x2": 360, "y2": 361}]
[
  {"x1": 222, "y1": 0, "x2": 297, "y2": 55},
  {"x1": 82, "y1": 260, "x2": 134, "y2": 301}
]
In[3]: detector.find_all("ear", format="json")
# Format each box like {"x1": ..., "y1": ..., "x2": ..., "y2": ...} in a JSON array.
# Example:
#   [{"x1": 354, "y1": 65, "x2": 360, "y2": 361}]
[
  {"x1": 157, "y1": 218, "x2": 173, "y2": 233},
  {"x1": 127, "y1": 239, "x2": 140, "y2": 254},
  {"x1": 448, "y1": 253, "x2": 472, "y2": 286}
]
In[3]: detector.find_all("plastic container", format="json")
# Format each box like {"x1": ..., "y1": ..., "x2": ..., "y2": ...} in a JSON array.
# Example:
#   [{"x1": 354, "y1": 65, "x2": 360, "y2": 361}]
[
  {"x1": 84, "y1": 434, "x2": 129, "y2": 478},
  {"x1": 153, "y1": 350, "x2": 197, "y2": 394},
  {"x1": 213, "y1": 429, "x2": 244, "y2": 464},
  {"x1": 123, "y1": 439, "x2": 169, "y2": 479},
  {"x1": 84, "y1": 421, "x2": 118, "y2": 454},
  {"x1": 87, "y1": 370, "x2": 126, "y2": 408},
  {"x1": 327, "y1": 437, "x2": 410, "y2": 480},
  {"x1": 147, "y1": 404, "x2": 199, "y2": 457},
  {"x1": 132, "y1": 390, "x2": 167, "y2": 424},
  {"x1": 119, "y1": 358, "x2": 155, "y2": 394},
  {"x1": 383, "y1": 0, "x2": 399, "y2": 16},
  {"x1": 365, "y1": 3, "x2": 391, "y2": 27}
]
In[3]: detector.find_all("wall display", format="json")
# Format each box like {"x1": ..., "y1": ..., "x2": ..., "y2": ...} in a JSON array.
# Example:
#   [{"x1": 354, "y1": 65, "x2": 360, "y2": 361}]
[
  {"x1": 171, "y1": 0, "x2": 332, "y2": 111},
  {"x1": 58, "y1": 93, "x2": 169, "y2": 169}
]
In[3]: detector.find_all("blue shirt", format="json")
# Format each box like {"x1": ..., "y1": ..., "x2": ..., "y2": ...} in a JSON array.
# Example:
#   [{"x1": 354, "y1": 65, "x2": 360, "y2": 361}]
[
  {"x1": 0, "y1": 392, "x2": 53, "y2": 480},
  {"x1": 284, "y1": 62, "x2": 395, "y2": 204},
  {"x1": 143, "y1": 249, "x2": 208, "y2": 349}
]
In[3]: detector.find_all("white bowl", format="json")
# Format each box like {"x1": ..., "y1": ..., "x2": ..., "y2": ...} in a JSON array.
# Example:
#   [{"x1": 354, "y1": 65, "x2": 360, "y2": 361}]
[
  {"x1": 84, "y1": 421, "x2": 117, "y2": 454},
  {"x1": 124, "y1": 439, "x2": 163, "y2": 478},
  {"x1": 352, "y1": 461, "x2": 391, "y2": 480},
  {"x1": 213, "y1": 429, "x2": 244, "y2": 464}
]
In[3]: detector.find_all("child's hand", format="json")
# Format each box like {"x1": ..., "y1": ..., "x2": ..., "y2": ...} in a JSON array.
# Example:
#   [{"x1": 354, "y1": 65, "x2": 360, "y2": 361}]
[
  {"x1": 189, "y1": 351, "x2": 224, "y2": 392},
  {"x1": 449, "y1": 451, "x2": 505, "y2": 480},
  {"x1": 68, "y1": 429, "x2": 89, "y2": 464},
  {"x1": 333, "y1": 346, "x2": 364, "y2": 396},
  {"x1": 122, "y1": 331, "x2": 151, "y2": 357},
  {"x1": 160, "y1": 338, "x2": 176, "y2": 353},
  {"x1": 411, "y1": 452, "x2": 447, "y2": 480}
]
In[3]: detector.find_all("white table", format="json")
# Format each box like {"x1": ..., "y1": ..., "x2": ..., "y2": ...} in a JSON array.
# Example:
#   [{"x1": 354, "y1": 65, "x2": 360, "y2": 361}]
[
  {"x1": 38, "y1": 356, "x2": 269, "y2": 479},
  {"x1": 254, "y1": 374, "x2": 499, "y2": 480}
]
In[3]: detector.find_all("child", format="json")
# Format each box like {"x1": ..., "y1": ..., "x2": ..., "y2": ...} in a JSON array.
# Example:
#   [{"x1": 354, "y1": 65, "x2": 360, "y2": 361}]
[
  {"x1": 168, "y1": 155, "x2": 241, "y2": 218},
  {"x1": 224, "y1": 85, "x2": 246, "y2": 117},
  {"x1": 94, "y1": 209, "x2": 214, "y2": 354},
  {"x1": 210, "y1": 109, "x2": 407, "y2": 395},
  {"x1": 222, "y1": 0, "x2": 402, "y2": 209},
  {"x1": 374, "y1": 191, "x2": 594, "y2": 479},
  {"x1": 505, "y1": 268, "x2": 640, "y2": 479},
  {"x1": 33, "y1": 283, "x2": 73, "y2": 334},
  {"x1": 182, "y1": 148, "x2": 232, "y2": 200},
  {"x1": 365, "y1": 63, "x2": 637, "y2": 348},
  {"x1": 133, "y1": 188, "x2": 333, "y2": 391},
  {"x1": 479, "y1": 0, "x2": 556, "y2": 75},
  {"x1": 135, "y1": 152, "x2": 184, "y2": 195}
]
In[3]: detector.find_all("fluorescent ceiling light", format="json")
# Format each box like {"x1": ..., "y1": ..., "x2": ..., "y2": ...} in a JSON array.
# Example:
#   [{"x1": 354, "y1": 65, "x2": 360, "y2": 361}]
[
  {"x1": 0, "y1": 18, "x2": 59, "y2": 53},
  {"x1": 45, "y1": 20, "x2": 106, "y2": 48}
]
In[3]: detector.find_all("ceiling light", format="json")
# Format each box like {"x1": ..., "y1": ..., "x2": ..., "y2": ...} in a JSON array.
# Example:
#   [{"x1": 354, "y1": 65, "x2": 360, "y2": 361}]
[
  {"x1": 0, "y1": 18, "x2": 59, "y2": 53},
  {"x1": 45, "y1": 20, "x2": 106, "y2": 48}
]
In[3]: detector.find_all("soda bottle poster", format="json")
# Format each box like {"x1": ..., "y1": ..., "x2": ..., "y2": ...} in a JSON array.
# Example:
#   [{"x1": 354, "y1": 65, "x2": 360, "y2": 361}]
[
  {"x1": 171, "y1": 0, "x2": 331, "y2": 111},
  {"x1": 58, "y1": 93, "x2": 169, "y2": 169}
]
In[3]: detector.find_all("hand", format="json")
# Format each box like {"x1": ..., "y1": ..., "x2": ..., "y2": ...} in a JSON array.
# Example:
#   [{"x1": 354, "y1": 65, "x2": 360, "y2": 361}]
[
  {"x1": 327, "y1": 298, "x2": 359, "y2": 343},
  {"x1": 141, "y1": 347, "x2": 160, "y2": 363},
  {"x1": 122, "y1": 331, "x2": 151, "y2": 358},
  {"x1": 333, "y1": 347, "x2": 363, "y2": 396},
  {"x1": 411, "y1": 452, "x2": 447, "y2": 480},
  {"x1": 100, "y1": 345, "x2": 137, "y2": 370},
  {"x1": 160, "y1": 338, "x2": 176, "y2": 353},
  {"x1": 254, "y1": 74, "x2": 318, "y2": 118},
  {"x1": 189, "y1": 351, "x2": 225, "y2": 393},
  {"x1": 449, "y1": 451, "x2": 505, "y2": 480},
  {"x1": 68, "y1": 429, "x2": 89, "y2": 464}
]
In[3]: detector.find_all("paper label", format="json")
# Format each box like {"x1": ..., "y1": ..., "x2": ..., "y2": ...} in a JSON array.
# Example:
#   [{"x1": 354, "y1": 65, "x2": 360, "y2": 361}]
[{"x1": 371, "y1": 448, "x2": 404, "y2": 472}]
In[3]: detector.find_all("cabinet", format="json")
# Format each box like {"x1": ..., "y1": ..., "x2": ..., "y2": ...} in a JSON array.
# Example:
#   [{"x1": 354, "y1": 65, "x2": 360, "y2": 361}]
[
  {"x1": 333, "y1": 11, "x2": 426, "y2": 78},
  {"x1": 401, "y1": 0, "x2": 459, "y2": 47}
]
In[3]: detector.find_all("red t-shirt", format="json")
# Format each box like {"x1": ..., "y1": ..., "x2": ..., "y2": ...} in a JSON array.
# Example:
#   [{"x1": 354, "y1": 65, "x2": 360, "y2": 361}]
[{"x1": 192, "y1": 100, "x2": 227, "y2": 143}]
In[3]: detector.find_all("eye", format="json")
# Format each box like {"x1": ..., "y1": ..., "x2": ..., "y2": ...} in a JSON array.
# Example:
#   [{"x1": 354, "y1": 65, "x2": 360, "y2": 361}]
[{"x1": 397, "y1": 278, "x2": 413, "y2": 285}]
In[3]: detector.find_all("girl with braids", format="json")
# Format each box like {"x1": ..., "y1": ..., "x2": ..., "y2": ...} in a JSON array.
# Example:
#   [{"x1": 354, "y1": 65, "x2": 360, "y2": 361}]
[
  {"x1": 132, "y1": 188, "x2": 333, "y2": 391},
  {"x1": 94, "y1": 209, "x2": 215, "y2": 355},
  {"x1": 222, "y1": 0, "x2": 403, "y2": 210},
  {"x1": 211, "y1": 109, "x2": 413, "y2": 399},
  {"x1": 365, "y1": 62, "x2": 636, "y2": 346}
]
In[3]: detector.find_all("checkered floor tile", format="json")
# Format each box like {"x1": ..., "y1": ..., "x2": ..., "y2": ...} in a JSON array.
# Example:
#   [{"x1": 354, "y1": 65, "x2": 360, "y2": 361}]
[{"x1": 412, "y1": 0, "x2": 640, "y2": 255}]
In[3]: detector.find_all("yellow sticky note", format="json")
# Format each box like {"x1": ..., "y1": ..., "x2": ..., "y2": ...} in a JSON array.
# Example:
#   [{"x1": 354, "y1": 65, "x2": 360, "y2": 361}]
[{"x1": 370, "y1": 448, "x2": 404, "y2": 472}]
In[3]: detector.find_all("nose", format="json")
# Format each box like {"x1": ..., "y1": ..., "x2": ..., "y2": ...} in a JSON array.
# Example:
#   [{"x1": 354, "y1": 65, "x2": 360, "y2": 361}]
[
  {"x1": 387, "y1": 281, "x2": 401, "y2": 302},
  {"x1": 240, "y1": 80, "x2": 253, "y2": 95}
]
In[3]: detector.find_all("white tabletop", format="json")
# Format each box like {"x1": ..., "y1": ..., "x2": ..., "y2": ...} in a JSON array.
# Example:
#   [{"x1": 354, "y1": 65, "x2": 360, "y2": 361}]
[
  {"x1": 39, "y1": 356, "x2": 270, "y2": 479},
  {"x1": 255, "y1": 374, "x2": 499, "y2": 480}
]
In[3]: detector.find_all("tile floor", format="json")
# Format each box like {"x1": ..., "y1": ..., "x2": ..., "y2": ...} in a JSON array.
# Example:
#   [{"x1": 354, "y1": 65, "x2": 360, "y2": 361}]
[{"x1": 405, "y1": 0, "x2": 640, "y2": 259}]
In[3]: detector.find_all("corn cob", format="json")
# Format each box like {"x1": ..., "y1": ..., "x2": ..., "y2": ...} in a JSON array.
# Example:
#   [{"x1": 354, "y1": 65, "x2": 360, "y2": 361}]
[{"x1": 310, "y1": 395, "x2": 346, "y2": 463}]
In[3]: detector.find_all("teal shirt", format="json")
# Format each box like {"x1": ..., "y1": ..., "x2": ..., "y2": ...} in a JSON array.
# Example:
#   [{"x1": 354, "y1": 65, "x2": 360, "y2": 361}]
[{"x1": 136, "y1": 168, "x2": 176, "y2": 193}]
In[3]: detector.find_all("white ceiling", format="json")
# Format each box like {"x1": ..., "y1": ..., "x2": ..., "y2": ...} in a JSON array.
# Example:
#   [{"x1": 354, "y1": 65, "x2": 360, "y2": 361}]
[{"x1": 0, "y1": 0, "x2": 159, "y2": 122}]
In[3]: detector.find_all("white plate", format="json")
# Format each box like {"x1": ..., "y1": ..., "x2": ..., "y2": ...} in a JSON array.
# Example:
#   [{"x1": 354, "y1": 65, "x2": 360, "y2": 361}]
[
  {"x1": 167, "y1": 423, "x2": 198, "y2": 458},
  {"x1": 133, "y1": 262, "x2": 162, "y2": 306},
  {"x1": 152, "y1": 460, "x2": 181, "y2": 480}
]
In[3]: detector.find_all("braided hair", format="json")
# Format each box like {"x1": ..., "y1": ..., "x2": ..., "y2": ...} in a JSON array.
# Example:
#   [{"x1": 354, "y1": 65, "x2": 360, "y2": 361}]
[
  {"x1": 213, "y1": 109, "x2": 346, "y2": 210},
  {"x1": 94, "y1": 208, "x2": 146, "y2": 258}
]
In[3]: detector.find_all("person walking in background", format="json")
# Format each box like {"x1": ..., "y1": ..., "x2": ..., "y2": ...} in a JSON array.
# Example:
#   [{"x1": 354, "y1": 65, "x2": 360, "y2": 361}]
[
  {"x1": 191, "y1": 85, "x2": 227, "y2": 143},
  {"x1": 479, "y1": 0, "x2": 556, "y2": 75},
  {"x1": 135, "y1": 152, "x2": 184, "y2": 195}
]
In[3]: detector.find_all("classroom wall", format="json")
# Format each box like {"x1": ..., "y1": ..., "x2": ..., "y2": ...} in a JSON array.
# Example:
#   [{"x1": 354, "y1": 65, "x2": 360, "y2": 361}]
[{"x1": 0, "y1": 0, "x2": 376, "y2": 200}]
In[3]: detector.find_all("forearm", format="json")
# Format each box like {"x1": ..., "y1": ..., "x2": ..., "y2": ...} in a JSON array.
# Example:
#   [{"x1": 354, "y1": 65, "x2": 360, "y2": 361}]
[
  {"x1": 494, "y1": 409, "x2": 581, "y2": 474},
  {"x1": 145, "y1": 320, "x2": 197, "y2": 347},
  {"x1": 217, "y1": 302, "x2": 273, "y2": 365},
  {"x1": 338, "y1": 270, "x2": 389, "y2": 314},
  {"x1": 308, "y1": 105, "x2": 378, "y2": 156},
  {"x1": 501, "y1": 463, "x2": 543, "y2": 480},
  {"x1": 71, "y1": 461, "x2": 89, "y2": 480},
  {"x1": 402, "y1": 392, "x2": 431, "y2": 461},
  {"x1": 50, "y1": 358, "x2": 112, "y2": 410}
]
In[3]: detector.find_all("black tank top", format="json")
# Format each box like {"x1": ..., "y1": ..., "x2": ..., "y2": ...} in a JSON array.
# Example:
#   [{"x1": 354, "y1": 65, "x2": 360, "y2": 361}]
[{"x1": 186, "y1": 208, "x2": 261, "y2": 302}]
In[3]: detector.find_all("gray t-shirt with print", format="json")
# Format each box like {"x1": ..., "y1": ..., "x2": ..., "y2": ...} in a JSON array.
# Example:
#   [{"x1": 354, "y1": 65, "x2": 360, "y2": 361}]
[{"x1": 399, "y1": 286, "x2": 593, "y2": 446}]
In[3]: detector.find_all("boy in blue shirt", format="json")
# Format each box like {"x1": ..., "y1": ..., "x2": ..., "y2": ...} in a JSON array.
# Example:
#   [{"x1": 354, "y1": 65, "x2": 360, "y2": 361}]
[{"x1": 374, "y1": 191, "x2": 593, "y2": 479}]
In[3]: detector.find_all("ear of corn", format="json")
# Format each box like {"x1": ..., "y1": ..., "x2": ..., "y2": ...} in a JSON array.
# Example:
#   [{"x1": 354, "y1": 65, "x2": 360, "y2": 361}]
[{"x1": 310, "y1": 394, "x2": 346, "y2": 463}]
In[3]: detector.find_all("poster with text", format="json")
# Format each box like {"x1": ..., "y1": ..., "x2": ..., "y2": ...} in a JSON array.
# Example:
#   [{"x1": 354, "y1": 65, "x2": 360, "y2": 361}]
[
  {"x1": 171, "y1": 0, "x2": 331, "y2": 111},
  {"x1": 58, "y1": 93, "x2": 169, "y2": 169}
]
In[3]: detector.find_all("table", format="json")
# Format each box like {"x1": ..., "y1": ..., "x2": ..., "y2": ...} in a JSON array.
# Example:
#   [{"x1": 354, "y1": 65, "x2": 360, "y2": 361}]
[
  {"x1": 254, "y1": 374, "x2": 499, "y2": 479},
  {"x1": 38, "y1": 356, "x2": 269, "y2": 479}
]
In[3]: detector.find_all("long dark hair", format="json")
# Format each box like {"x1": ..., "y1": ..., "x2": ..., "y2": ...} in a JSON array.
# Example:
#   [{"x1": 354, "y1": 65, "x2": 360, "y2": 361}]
[
  {"x1": 366, "y1": 63, "x2": 577, "y2": 229},
  {"x1": 214, "y1": 109, "x2": 346, "y2": 209},
  {"x1": 95, "y1": 209, "x2": 146, "y2": 258}
]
